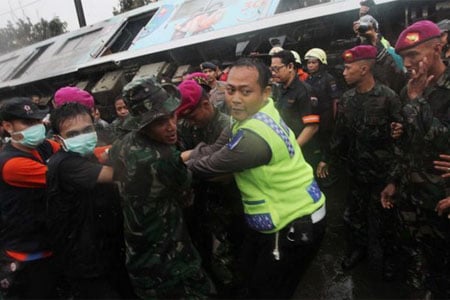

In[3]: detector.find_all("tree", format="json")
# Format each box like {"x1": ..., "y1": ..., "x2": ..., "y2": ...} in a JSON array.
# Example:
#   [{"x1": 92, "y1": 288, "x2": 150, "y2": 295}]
[
  {"x1": 113, "y1": 0, "x2": 158, "y2": 15},
  {"x1": 0, "y1": 17, "x2": 67, "y2": 55}
]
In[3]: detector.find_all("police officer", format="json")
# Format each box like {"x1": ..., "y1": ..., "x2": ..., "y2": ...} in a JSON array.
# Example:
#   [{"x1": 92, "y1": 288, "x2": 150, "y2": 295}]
[
  {"x1": 177, "y1": 77, "x2": 244, "y2": 296},
  {"x1": 183, "y1": 58, "x2": 326, "y2": 299},
  {"x1": 109, "y1": 77, "x2": 213, "y2": 299},
  {"x1": 0, "y1": 97, "x2": 59, "y2": 298},
  {"x1": 318, "y1": 45, "x2": 402, "y2": 273},
  {"x1": 381, "y1": 20, "x2": 450, "y2": 298},
  {"x1": 200, "y1": 61, "x2": 228, "y2": 114}
]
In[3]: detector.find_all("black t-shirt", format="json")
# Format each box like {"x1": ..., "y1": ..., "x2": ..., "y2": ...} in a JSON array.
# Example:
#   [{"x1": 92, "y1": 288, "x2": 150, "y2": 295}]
[
  {"x1": 46, "y1": 151, "x2": 123, "y2": 278},
  {"x1": 275, "y1": 78, "x2": 319, "y2": 137}
]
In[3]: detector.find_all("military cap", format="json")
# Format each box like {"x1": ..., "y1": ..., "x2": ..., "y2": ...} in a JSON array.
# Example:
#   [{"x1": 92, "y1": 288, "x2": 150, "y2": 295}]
[
  {"x1": 185, "y1": 72, "x2": 211, "y2": 92},
  {"x1": 395, "y1": 20, "x2": 441, "y2": 53},
  {"x1": 342, "y1": 45, "x2": 377, "y2": 63},
  {"x1": 0, "y1": 97, "x2": 48, "y2": 121},
  {"x1": 176, "y1": 80, "x2": 204, "y2": 117},
  {"x1": 54, "y1": 86, "x2": 95, "y2": 109},
  {"x1": 122, "y1": 77, "x2": 180, "y2": 129}
]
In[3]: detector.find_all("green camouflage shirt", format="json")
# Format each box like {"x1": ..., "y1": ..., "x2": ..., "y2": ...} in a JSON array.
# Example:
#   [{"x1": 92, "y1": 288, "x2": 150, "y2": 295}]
[
  {"x1": 177, "y1": 109, "x2": 230, "y2": 151},
  {"x1": 397, "y1": 66, "x2": 450, "y2": 209},
  {"x1": 327, "y1": 82, "x2": 402, "y2": 183},
  {"x1": 110, "y1": 131, "x2": 211, "y2": 299}
]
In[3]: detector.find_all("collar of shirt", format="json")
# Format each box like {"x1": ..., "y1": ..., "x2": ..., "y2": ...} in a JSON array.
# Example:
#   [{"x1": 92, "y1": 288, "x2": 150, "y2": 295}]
[
  {"x1": 281, "y1": 76, "x2": 302, "y2": 93},
  {"x1": 346, "y1": 82, "x2": 383, "y2": 97}
]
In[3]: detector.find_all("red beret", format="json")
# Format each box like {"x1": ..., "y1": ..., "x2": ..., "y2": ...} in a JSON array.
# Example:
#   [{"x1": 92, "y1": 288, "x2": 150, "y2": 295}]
[
  {"x1": 176, "y1": 80, "x2": 203, "y2": 117},
  {"x1": 185, "y1": 72, "x2": 210, "y2": 87},
  {"x1": 342, "y1": 45, "x2": 377, "y2": 63},
  {"x1": 395, "y1": 20, "x2": 441, "y2": 53}
]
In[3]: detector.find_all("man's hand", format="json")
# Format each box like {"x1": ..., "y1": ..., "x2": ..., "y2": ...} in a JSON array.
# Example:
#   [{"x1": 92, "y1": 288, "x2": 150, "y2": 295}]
[
  {"x1": 181, "y1": 150, "x2": 193, "y2": 163},
  {"x1": 434, "y1": 154, "x2": 450, "y2": 178},
  {"x1": 407, "y1": 57, "x2": 434, "y2": 100},
  {"x1": 435, "y1": 197, "x2": 450, "y2": 217},
  {"x1": 390, "y1": 122, "x2": 403, "y2": 139},
  {"x1": 316, "y1": 161, "x2": 329, "y2": 178},
  {"x1": 380, "y1": 183, "x2": 396, "y2": 209}
]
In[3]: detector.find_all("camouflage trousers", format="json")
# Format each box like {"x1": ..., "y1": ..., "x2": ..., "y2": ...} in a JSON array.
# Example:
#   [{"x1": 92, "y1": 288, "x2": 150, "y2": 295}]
[
  {"x1": 185, "y1": 182, "x2": 245, "y2": 297},
  {"x1": 126, "y1": 239, "x2": 213, "y2": 300},
  {"x1": 395, "y1": 182, "x2": 450, "y2": 298},
  {"x1": 343, "y1": 180, "x2": 400, "y2": 273}
]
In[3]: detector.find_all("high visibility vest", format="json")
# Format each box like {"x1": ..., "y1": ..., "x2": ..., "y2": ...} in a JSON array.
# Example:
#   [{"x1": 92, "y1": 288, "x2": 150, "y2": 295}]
[{"x1": 231, "y1": 99, "x2": 325, "y2": 233}]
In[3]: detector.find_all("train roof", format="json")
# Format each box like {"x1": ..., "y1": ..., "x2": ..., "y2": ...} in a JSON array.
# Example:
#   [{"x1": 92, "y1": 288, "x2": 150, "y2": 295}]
[{"x1": 0, "y1": 0, "x2": 402, "y2": 92}]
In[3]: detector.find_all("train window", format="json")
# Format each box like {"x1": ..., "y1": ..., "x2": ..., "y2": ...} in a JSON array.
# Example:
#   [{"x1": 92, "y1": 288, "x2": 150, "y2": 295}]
[
  {"x1": 0, "y1": 56, "x2": 19, "y2": 81},
  {"x1": 56, "y1": 29, "x2": 103, "y2": 55},
  {"x1": 9, "y1": 44, "x2": 52, "y2": 80},
  {"x1": 104, "y1": 11, "x2": 155, "y2": 55}
]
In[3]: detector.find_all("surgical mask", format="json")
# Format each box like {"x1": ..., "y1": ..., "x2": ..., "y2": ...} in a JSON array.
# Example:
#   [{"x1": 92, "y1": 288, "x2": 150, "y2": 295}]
[
  {"x1": 61, "y1": 132, "x2": 97, "y2": 156},
  {"x1": 11, "y1": 123, "x2": 46, "y2": 148}
]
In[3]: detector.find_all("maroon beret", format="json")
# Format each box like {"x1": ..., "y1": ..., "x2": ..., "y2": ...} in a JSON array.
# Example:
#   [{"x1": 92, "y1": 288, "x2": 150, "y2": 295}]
[
  {"x1": 176, "y1": 80, "x2": 203, "y2": 117},
  {"x1": 342, "y1": 45, "x2": 377, "y2": 63},
  {"x1": 395, "y1": 20, "x2": 441, "y2": 53}
]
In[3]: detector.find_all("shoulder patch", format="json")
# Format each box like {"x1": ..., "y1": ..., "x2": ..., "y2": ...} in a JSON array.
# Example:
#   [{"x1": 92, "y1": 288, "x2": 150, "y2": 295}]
[{"x1": 227, "y1": 129, "x2": 244, "y2": 150}]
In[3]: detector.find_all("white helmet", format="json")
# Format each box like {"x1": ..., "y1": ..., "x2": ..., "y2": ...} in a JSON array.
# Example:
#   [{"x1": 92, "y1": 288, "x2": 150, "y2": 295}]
[
  {"x1": 304, "y1": 48, "x2": 327, "y2": 65},
  {"x1": 269, "y1": 46, "x2": 284, "y2": 55},
  {"x1": 290, "y1": 50, "x2": 302, "y2": 65}
]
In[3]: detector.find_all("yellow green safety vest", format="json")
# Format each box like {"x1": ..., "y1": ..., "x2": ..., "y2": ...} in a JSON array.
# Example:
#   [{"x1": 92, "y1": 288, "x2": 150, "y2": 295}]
[{"x1": 231, "y1": 98, "x2": 325, "y2": 233}]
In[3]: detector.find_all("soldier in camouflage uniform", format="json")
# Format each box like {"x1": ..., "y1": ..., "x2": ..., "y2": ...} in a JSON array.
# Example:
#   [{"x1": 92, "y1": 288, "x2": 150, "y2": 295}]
[
  {"x1": 109, "y1": 77, "x2": 213, "y2": 299},
  {"x1": 318, "y1": 45, "x2": 403, "y2": 274},
  {"x1": 177, "y1": 74, "x2": 230, "y2": 150},
  {"x1": 381, "y1": 20, "x2": 450, "y2": 298},
  {"x1": 177, "y1": 77, "x2": 244, "y2": 296}
]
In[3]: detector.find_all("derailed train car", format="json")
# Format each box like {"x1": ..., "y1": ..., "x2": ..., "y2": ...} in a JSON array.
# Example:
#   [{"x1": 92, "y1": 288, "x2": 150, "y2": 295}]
[{"x1": 0, "y1": 0, "x2": 448, "y2": 119}]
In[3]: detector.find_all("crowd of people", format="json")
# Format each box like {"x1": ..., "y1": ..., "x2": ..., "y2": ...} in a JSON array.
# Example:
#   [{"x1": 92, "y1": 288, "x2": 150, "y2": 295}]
[{"x1": 0, "y1": 3, "x2": 449, "y2": 299}]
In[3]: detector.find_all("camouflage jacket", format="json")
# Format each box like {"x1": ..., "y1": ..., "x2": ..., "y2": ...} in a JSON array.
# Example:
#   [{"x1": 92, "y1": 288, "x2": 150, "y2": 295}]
[
  {"x1": 110, "y1": 131, "x2": 211, "y2": 298},
  {"x1": 177, "y1": 109, "x2": 230, "y2": 151},
  {"x1": 326, "y1": 82, "x2": 402, "y2": 183},
  {"x1": 396, "y1": 66, "x2": 450, "y2": 206},
  {"x1": 109, "y1": 115, "x2": 139, "y2": 141}
]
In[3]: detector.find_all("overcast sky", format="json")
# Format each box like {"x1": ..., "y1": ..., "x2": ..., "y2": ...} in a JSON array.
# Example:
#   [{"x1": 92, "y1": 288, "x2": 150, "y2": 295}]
[{"x1": 0, "y1": 0, "x2": 121, "y2": 31}]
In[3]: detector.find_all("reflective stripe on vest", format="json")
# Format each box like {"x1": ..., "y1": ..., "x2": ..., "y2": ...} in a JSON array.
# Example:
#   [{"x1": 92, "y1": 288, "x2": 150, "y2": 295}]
[{"x1": 252, "y1": 112, "x2": 295, "y2": 157}]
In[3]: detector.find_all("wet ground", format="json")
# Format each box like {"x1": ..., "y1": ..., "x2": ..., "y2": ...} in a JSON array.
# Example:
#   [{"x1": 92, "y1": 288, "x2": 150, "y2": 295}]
[{"x1": 293, "y1": 176, "x2": 410, "y2": 299}]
